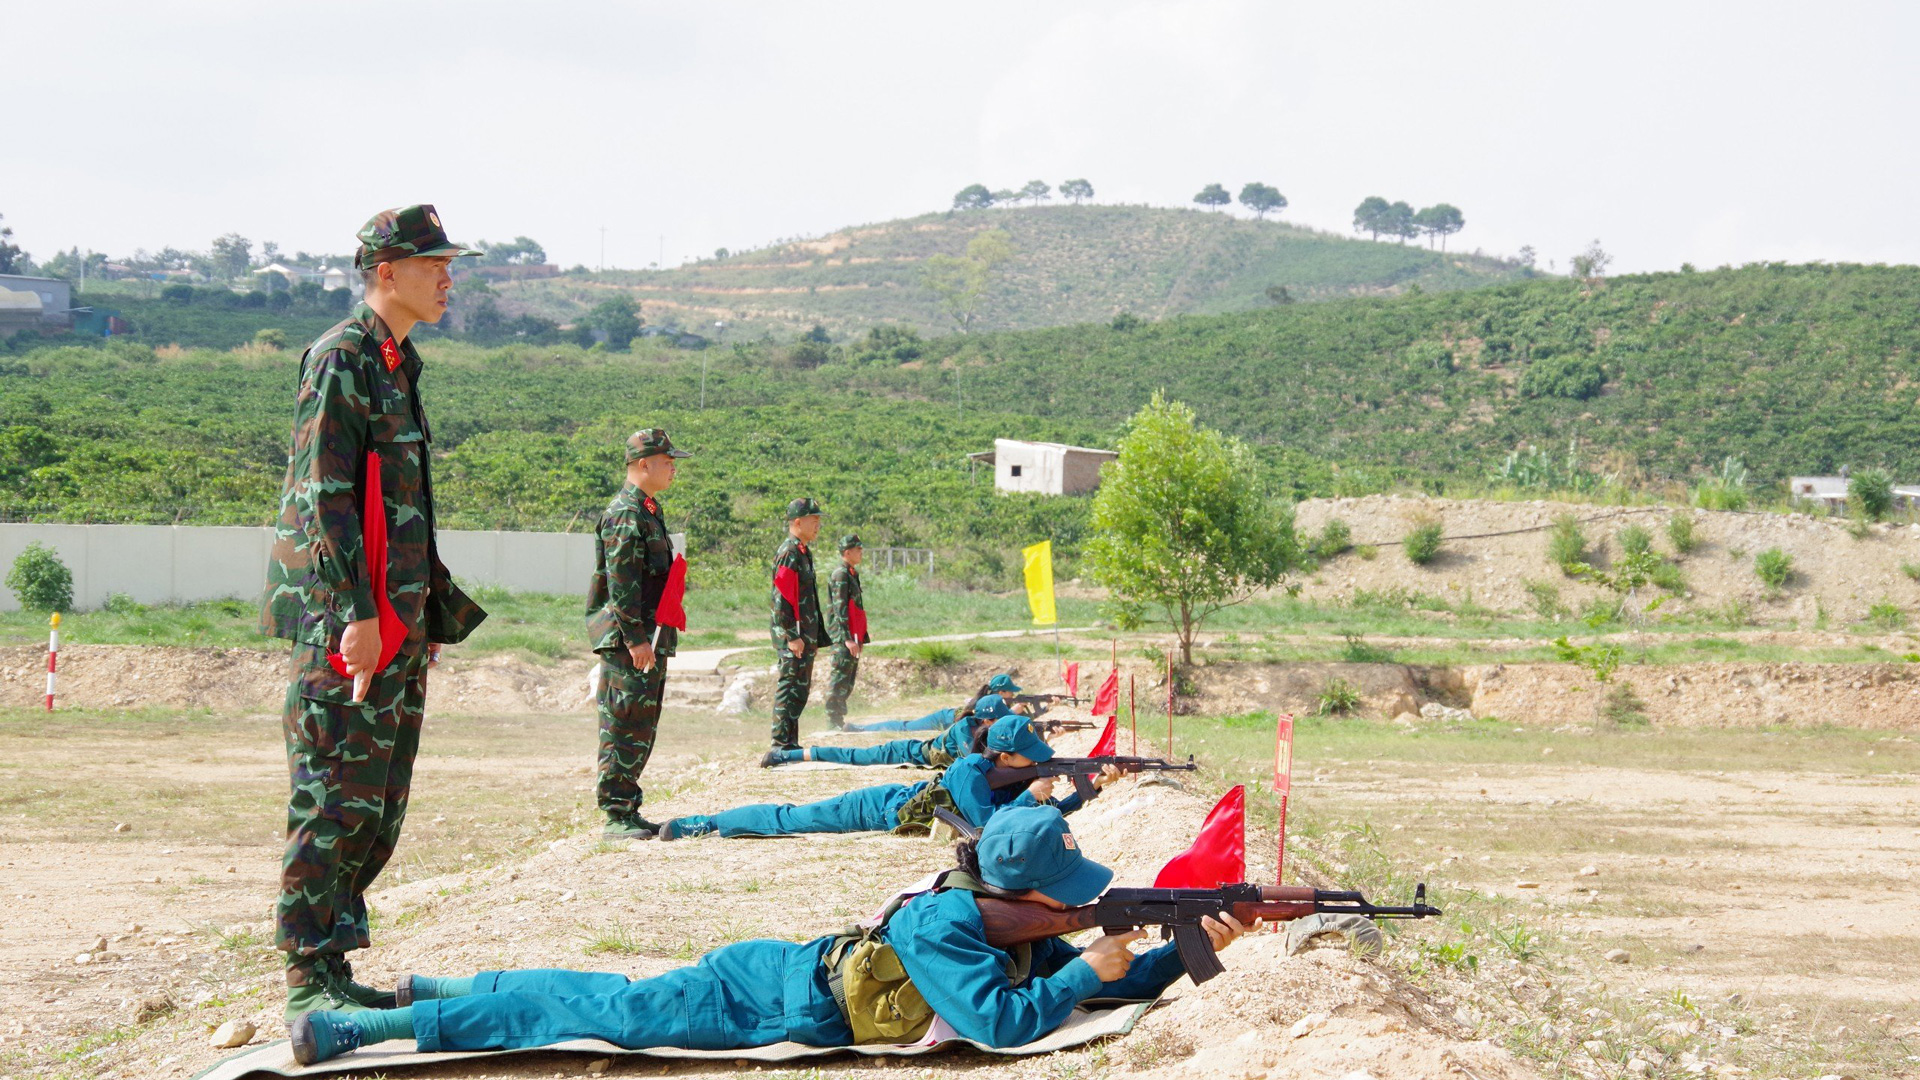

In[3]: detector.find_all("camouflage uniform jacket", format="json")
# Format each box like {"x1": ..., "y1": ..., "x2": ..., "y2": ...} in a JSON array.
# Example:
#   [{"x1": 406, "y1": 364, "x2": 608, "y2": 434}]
[
  {"x1": 769, "y1": 537, "x2": 830, "y2": 650},
  {"x1": 827, "y1": 563, "x2": 868, "y2": 646},
  {"x1": 260, "y1": 302, "x2": 485, "y2": 650},
  {"x1": 585, "y1": 483, "x2": 678, "y2": 657}
]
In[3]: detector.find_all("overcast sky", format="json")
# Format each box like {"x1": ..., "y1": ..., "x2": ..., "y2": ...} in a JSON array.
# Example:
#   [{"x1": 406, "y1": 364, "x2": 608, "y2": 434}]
[{"x1": 8, "y1": 1, "x2": 1918, "y2": 275}]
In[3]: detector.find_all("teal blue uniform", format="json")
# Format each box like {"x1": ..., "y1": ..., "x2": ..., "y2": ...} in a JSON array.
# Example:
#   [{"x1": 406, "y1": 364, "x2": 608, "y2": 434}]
[
  {"x1": 674, "y1": 753, "x2": 1086, "y2": 839},
  {"x1": 407, "y1": 887, "x2": 1188, "y2": 1053},
  {"x1": 792, "y1": 716, "x2": 978, "y2": 768},
  {"x1": 842, "y1": 707, "x2": 955, "y2": 733}
]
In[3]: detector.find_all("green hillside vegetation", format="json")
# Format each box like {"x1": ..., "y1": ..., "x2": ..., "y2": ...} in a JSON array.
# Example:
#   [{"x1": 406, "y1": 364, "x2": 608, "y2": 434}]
[
  {"x1": 493, "y1": 205, "x2": 1528, "y2": 339},
  {"x1": 3, "y1": 262, "x2": 1916, "y2": 590}
]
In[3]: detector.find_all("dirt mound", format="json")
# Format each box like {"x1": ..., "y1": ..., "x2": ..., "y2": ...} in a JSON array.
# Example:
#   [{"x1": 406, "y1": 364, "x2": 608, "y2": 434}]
[{"x1": 1296, "y1": 493, "x2": 1920, "y2": 624}]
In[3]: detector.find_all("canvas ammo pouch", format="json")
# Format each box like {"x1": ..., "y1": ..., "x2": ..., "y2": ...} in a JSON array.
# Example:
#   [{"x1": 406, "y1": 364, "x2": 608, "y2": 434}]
[
  {"x1": 891, "y1": 780, "x2": 959, "y2": 835},
  {"x1": 823, "y1": 872, "x2": 1032, "y2": 1045}
]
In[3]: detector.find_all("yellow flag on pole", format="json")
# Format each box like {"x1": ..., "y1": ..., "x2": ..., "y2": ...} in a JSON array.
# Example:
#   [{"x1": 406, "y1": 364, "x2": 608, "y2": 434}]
[{"x1": 1023, "y1": 540, "x2": 1057, "y2": 626}]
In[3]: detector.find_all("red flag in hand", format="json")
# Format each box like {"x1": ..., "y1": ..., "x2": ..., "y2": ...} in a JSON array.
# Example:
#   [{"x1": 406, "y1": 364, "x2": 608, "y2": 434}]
[
  {"x1": 654, "y1": 554, "x2": 688, "y2": 631},
  {"x1": 773, "y1": 564, "x2": 800, "y2": 614},
  {"x1": 1153, "y1": 785, "x2": 1246, "y2": 888},
  {"x1": 1064, "y1": 661, "x2": 1080, "y2": 699},
  {"x1": 328, "y1": 451, "x2": 405, "y2": 693},
  {"x1": 1091, "y1": 668, "x2": 1119, "y2": 716},
  {"x1": 848, "y1": 598, "x2": 869, "y2": 643}
]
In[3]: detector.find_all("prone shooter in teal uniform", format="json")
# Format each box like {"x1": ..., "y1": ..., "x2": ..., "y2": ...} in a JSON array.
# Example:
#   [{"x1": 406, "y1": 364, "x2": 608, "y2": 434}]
[
  {"x1": 288, "y1": 806, "x2": 1248, "y2": 1064},
  {"x1": 762, "y1": 693, "x2": 1016, "y2": 770}
]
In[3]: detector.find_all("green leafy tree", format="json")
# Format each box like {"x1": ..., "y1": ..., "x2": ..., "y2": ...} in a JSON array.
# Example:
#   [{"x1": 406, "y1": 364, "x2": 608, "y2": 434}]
[
  {"x1": 1570, "y1": 239, "x2": 1612, "y2": 281},
  {"x1": 1018, "y1": 180, "x2": 1052, "y2": 205},
  {"x1": 1849, "y1": 468, "x2": 1895, "y2": 521},
  {"x1": 1412, "y1": 204, "x2": 1465, "y2": 250},
  {"x1": 585, "y1": 294, "x2": 644, "y2": 350},
  {"x1": 6, "y1": 541, "x2": 73, "y2": 613},
  {"x1": 1519, "y1": 353, "x2": 1605, "y2": 400},
  {"x1": 1194, "y1": 184, "x2": 1231, "y2": 210},
  {"x1": 923, "y1": 229, "x2": 1014, "y2": 333},
  {"x1": 990, "y1": 188, "x2": 1017, "y2": 205},
  {"x1": 1353, "y1": 196, "x2": 1390, "y2": 239},
  {"x1": 1059, "y1": 179, "x2": 1094, "y2": 205},
  {"x1": 209, "y1": 233, "x2": 252, "y2": 279},
  {"x1": 1237, "y1": 182, "x2": 1287, "y2": 219},
  {"x1": 952, "y1": 184, "x2": 995, "y2": 211},
  {"x1": 0, "y1": 213, "x2": 26, "y2": 274},
  {"x1": 1085, "y1": 393, "x2": 1301, "y2": 664},
  {"x1": 1383, "y1": 201, "x2": 1417, "y2": 243}
]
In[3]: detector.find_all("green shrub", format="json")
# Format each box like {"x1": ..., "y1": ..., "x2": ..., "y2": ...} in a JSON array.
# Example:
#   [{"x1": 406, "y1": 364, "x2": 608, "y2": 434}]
[
  {"x1": 1403, "y1": 521, "x2": 1443, "y2": 565},
  {"x1": 1617, "y1": 524, "x2": 1653, "y2": 558},
  {"x1": 1315, "y1": 676, "x2": 1362, "y2": 716},
  {"x1": 908, "y1": 641, "x2": 962, "y2": 666},
  {"x1": 1715, "y1": 597, "x2": 1753, "y2": 629},
  {"x1": 252, "y1": 327, "x2": 289, "y2": 349},
  {"x1": 1865, "y1": 600, "x2": 1907, "y2": 631},
  {"x1": 1354, "y1": 544, "x2": 1378, "y2": 561},
  {"x1": 1546, "y1": 513, "x2": 1589, "y2": 575},
  {"x1": 1753, "y1": 547, "x2": 1793, "y2": 589},
  {"x1": 1849, "y1": 468, "x2": 1895, "y2": 521},
  {"x1": 1312, "y1": 518, "x2": 1352, "y2": 560},
  {"x1": 5, "y1": 542, "x2": 73, "y2": 613},
  {"x1": 1666, "y1": 514, "x2": 1698, "y2": 555},
  {"x1": 1901, "y1": 562, "x2": 1920, "y2": 583},
  {"x1": 1692, "y1": 456, "x2": 1750, "y2": 511},
  {"x1": 1340, "y1": 634, "x2": 1394, "y2": 664},
  {"x1": 1648, "y1": 561, "x2": 1687, "y2": 593},
  {"x1": 1519, "y1": 353, "x2": 1605, "y2": 400},
  {"x1": 1598, "y1": 682, "x2": 1650, "y2": 727},
  {"x1": 1522, "y1": 579, "x2": 1568, "y2": 620},
  {"x1": 102, "y1": 591, "x2": 145, "y2": 615}
]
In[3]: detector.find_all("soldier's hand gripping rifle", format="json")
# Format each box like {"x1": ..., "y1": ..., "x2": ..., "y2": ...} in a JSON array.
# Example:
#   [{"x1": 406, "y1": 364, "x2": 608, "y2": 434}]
[
  {"x1": 977, "y1": 883, "x2": 1442, "y2": 983},
  {"x1": 986, "y1": 755, "x2": 1198, "y2": 800}
]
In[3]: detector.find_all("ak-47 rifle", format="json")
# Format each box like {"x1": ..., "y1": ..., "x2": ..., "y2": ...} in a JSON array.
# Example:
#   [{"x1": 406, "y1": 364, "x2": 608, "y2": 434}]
[
  {"x1": 985, "y1": 754, "x2": 1197, "y2": 800},
  {"x1": 1032, "y1": 717, "x2": 1095, "y2": 736},
  {"x1": 975, "y1": 882, "x2": 1442, "y2": 982}
]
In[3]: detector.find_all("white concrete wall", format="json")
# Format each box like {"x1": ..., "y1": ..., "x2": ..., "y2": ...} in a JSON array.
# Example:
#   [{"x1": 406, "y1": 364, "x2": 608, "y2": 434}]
[
  {"x1": 0, "y1": 524, "x2": 657, "y2": 611},
  {"x1": 994, "y1": 438, "x2": 1066, "y2": 495}
]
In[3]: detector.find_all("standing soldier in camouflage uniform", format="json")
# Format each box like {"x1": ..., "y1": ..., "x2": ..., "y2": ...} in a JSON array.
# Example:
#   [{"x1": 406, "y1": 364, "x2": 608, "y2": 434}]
[
  {"x1": 260, "y1": 205, "x2": 487, "y2": 1023},
  {"x1": 585, "y1": 429, "x2": 692, "y2": 839},
  {"x1": 823, "y1": 534, "x2": 869, "y2": 729},
  {"x1": 767, "y1": 498, "x2": 830, "y2": 756}
]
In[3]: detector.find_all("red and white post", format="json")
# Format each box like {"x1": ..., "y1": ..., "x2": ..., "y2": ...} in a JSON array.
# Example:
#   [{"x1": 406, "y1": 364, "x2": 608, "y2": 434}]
[
  {"x1": 45, "y1": 612, "x2": 60, "y2": 712},
  {"x1": 1271, "y1": 713, "x2": 1294, "y2": 884}
]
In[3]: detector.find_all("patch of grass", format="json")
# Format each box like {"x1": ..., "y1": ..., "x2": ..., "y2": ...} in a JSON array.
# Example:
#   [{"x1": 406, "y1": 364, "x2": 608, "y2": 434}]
[
  {"x1": 579, "y1": 921, "x2": 648, "y2": 956},
  {"x1": 1862, "y1": 599, "x2": 1907, "y2": 632},
  {"x1": 1616, "y1": 523, "x2": 1653, "y2": 558},
  {"x1": 1339, "y1": 633, "x2": 1395, "y2": 664},
  {"x1": 1315, "y1": 676, "x2": 1362, "y2": 716},
  {"x1": 906, "y1": 641, "x2": 963, "y2": 666},
  {"x1": 1521, "y1": 579, "x2": 1568, "y2": 620},
  {"x1": 1354, "y1": 544, "x2": 1378, "y2": 561},
  {"x1": 1666, "y1": 513, "x2": 1698, "y2": 555},
  {"x1": 1597, "y1": 681, "x2": 1650, "y2": 727},
  {"x1": 1902, "y1": 562, "x2": 1920, "y2": 583}
]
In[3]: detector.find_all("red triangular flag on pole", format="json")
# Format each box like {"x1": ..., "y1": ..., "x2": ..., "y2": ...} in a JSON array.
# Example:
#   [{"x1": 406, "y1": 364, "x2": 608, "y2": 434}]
[
  {"x1": 1090, "y1": 669, "x2": 1119, "y2": 716},
  {"x1": 654, "y1": 554, "x2": 688, "y2": 631},
  {"x1": 328, "y1": 451, "x2": 405, "y2": 684},
  {"x1": 1153, "y1": 785, "x2": 1246, "y2": 889},
  {"x1": 1088, "y1": 716, "x2": 1117, "y2": 757},
  {"x1": 1063, "y1": 661, "x2": 1080, "y2": 699},
  {"x1": 773, "y1": 563, "x2": 800, "y2": 613}
]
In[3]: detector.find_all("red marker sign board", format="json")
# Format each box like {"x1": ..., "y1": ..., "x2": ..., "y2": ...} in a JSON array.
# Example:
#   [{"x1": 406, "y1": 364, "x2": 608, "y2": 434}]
[{"x1": 1272, "y1": 713, "x2": 1294, "y2": 883}]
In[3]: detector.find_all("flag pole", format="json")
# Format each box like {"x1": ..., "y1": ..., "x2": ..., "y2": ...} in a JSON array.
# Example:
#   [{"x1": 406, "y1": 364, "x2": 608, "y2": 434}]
[
  {"x1": 1128, "y1": 675, "x2": 1136, "y2": 755},
  {"x1": 1165, "y1": 648, "x2": 1174, "y2": 758}
]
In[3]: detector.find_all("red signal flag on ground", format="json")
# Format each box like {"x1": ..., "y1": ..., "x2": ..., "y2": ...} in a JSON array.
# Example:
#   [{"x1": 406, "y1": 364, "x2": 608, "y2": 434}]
[
  {"x1": 328, "y1": 451, "x2": 405, "y2": 681},
  {"x1": 773, "y1": 564, "x2": 800, "y2": 614},
  {"x1": 1063, "y1": 662, "x2": 1080, "y2": 698},
  {"x1": 1153, "y1": 785, "x2": 1246, "y2": 889},
  {"x1": 1091, "y1": 669, "x2": 1119, "y2": 716},
  {"x1": 654, "y1": 554, "x2": 688, "y2": 631}
]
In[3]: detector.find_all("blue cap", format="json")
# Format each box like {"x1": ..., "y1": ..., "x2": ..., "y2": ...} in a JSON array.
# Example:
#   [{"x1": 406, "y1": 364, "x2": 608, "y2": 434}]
[
  {"x1": 984, "y1": 714, "x2": 1052, "y2": 762},
  {"x1": 973, "y1": 694, "x2": 1011, "y2": 721},
  {"x1": 977, "y1": 806, "x2": 1113, "y2": 905},
  {"x1": 987, "y1": 673, "x2": 1023, "y2": 694}
]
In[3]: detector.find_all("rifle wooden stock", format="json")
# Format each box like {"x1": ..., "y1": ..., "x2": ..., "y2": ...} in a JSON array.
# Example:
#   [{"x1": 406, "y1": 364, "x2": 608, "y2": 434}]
[{"x1": 975, "y1": 885, "x2": 1322, "y2": 950}]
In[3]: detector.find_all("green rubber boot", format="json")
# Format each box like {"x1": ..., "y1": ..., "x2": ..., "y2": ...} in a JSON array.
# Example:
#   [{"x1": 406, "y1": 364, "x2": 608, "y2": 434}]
[
  {"x1": 602, "y1": 813, "x2": 660, "y2": 840},
  {"x1": 284, "y1": 956, "x2": 369, "y2": 1025}
]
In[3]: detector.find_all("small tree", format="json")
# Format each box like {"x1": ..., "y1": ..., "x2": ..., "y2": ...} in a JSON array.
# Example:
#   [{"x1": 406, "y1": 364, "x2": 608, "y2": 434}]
[
  {"x1": 1018, "y1": 180, "x2": 1052, "y2": 205},
  {"x1": 1403, "y1": 520, "x2": 1444, "y2": 565},
  {"x1": 1570, "y1": 239, "x2": 1612, "y2": 281},
  {"x1": 923, "y1": 229, "x2": 1013, "y2": 333},
  {"x1": 1193, "y1": 184, "x2": 1231, "y2": 210},
  {"x1": 1754, "y1": 548, "x2": 1793, "y2": 589},
  {"x1": 1059, "y1": 179, "x2": 1094, "y2": 205},
  {"x1": 952, "y1": 184, "x2": 995, "y2": 211},
  {"x1": 1412, "y1": 203, "x2": 1465, "y2": 250},
  {"x1": 585, "y1": 295, "x2": 643, "y2": 350},
  {"x1": 7, "y1": 542, "x2": 73, "y2": 613},
  {"x1": 209, "y1": 233, "x2": 252, "y2": 279},
  {"x1": 1383, "y1": 201, "x2": 1417, "y2": 243},
  {"x1": 1849, "y1": 468, "x2": 1895, "y2": 521},
  {"x1": 1238, "y1": 182, "x2": 1287, "y2": 219},
  {"x1": 1085, "y1": 393, "x2": 1302, "y2": 664},
  {"x1": 1353, "y1": 196, "x2": 1390, "y2": 239}
]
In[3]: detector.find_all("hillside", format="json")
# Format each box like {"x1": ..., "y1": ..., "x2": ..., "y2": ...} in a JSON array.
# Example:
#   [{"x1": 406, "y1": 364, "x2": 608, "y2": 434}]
[
  {"x1": 493, "y1": 205, "x2": 1529, "y2": 338},
  {"x1": 6, "y1": 263, "x2": 1920, "y2": 588}
]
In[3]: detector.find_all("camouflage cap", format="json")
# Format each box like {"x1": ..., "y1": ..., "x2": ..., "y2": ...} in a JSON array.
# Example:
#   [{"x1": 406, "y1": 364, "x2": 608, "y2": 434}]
[
  {"x1": 839, "y1": 533, "x2": 863, "y2": 551},
  {"x1": 625, "y1": 428, "x2": 692, "y2": 462},
  {"x1": 785, "y1": 497, "x2": 823, "y2": 520},
  {"x1": 354, "y1": 204, "x2": 484, "y2": 270}
]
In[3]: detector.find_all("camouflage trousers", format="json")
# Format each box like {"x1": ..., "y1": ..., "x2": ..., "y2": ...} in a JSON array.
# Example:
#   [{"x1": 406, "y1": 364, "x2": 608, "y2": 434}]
[
  {"x1": 770, "y1": 647, "x2": 815, "y2": 750},
  {"x1": 823, "y1": 643, "x2": 860, "y2": 727},
  {"x1": 277, "y1": 642, "x2": 428, "y2": 957},
  {"x1": 597, "y1": 649, "x2": 668, "y2": 819}
]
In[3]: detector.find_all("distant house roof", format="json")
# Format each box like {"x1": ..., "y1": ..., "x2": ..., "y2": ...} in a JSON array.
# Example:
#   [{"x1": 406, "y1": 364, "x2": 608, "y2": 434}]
[
  {"x1": 968, "y1": 439, "x2": 1118, "y2": 464},
  {"x1": 1788, "y1": 476, "x2": 1849, "y2": 499},
  {"x1": 252, "y1": 262, "x2": 320, "y2": 278}
]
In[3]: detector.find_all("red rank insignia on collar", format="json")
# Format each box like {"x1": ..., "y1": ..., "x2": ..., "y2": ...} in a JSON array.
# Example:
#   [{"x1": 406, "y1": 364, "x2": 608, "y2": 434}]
[
  {"x1": 643, "y1": 496, "x2": 657, "y2": 515},
  {"x1": 380, "y1": 338, "x2": 402, "y2": 372},
  {"x1": 797, "y1": 542, "x2": 808, "y2": 554}
]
